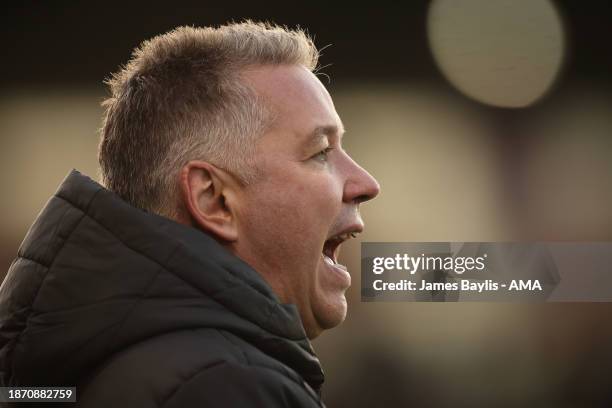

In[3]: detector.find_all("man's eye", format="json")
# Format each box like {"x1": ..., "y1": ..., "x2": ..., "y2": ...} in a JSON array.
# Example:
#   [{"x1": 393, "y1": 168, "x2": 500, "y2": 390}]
[{"x1": 312, "y1": 147, "x2": 333, "y2": 162}]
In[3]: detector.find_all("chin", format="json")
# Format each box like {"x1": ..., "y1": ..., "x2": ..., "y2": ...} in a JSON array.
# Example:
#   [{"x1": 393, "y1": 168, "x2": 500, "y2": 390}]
[{"x1": 311, "y1": 294, "x2": 348, "y2": 336}]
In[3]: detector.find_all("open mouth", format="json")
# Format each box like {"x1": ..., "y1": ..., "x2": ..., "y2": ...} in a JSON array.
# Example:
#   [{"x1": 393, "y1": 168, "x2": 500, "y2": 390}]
[{"x1": 322, "y1": 231, "x2": 359, "y2": 265}]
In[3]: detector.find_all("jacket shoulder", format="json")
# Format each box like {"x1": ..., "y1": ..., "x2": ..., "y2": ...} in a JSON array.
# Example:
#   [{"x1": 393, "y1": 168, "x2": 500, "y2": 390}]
[
  {"x1": 162, "y1": 360, "x2": 321, "y2": 408},
  {"x1": 77, "y1": 328, "x2": 321, "y2": 408}
]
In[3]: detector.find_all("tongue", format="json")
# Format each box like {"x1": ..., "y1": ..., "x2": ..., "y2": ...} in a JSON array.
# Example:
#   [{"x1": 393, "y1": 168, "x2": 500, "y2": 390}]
[{"x1": 323, "y1": 254, "x2": 348, "y2": 270}]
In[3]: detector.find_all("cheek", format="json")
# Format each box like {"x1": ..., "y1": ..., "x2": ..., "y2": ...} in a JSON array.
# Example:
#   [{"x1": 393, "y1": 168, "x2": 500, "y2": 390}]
[
  {"x1": 252, "y1": 186, "x2": 329, "y2": 240},
  {"x1": 239, "y1": 175, "x2": 340, "y2": 257},
  {"x1": 282, "y1": 180, "x2": 339, "y2": 239}
]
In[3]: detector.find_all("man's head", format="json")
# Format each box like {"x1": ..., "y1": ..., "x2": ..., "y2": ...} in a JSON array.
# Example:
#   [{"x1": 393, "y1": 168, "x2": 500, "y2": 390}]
[{"x1": 99, "y1": 21, "x2": 380, "y2": 339}]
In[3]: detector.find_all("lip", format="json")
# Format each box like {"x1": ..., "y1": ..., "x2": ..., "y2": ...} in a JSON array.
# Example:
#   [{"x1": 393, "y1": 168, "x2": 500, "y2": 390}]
[
  {"x1": 326, "y1": 222, "x2": 364, "y2": 241},
  {"x1": 322, "y1": 253, "x2": 352, "y2": 288}
]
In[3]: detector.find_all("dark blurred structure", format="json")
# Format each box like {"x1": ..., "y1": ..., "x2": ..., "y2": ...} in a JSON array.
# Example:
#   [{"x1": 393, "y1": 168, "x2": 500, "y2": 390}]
[
  {"x1": 2, "y1": 1, "x2": 612, "y2": 85},
  {"x1": 2, "y1": 1, "x2": 612, "y2": 407}
]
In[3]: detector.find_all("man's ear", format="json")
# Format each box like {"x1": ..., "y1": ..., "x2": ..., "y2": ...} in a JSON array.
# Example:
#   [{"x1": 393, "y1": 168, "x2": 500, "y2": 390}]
[{"x1": 179, "y1": 160, "x2": 238, "y2": 242}]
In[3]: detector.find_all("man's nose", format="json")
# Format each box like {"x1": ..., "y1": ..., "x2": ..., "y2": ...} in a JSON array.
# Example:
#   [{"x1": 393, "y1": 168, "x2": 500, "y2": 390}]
[{"x1": 342, "y1": 157, "x2": 381, "y2": 204}]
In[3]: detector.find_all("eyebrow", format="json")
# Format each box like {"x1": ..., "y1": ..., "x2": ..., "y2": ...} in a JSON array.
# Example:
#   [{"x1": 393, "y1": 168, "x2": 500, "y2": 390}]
[{"x1": 304, "y1": 124, "x2": 346, "y2": 148}]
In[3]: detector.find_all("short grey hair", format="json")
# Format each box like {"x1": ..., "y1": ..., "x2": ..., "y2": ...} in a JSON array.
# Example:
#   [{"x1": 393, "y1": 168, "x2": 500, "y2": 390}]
[{"x1": 98, "y1": 21, "x2": 319, "y2": 218}]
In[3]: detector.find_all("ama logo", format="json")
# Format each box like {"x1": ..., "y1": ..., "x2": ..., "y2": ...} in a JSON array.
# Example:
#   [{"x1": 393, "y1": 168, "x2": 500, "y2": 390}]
[{"x1": 509, "y1": 280, "x2": 542, "y2": 291}]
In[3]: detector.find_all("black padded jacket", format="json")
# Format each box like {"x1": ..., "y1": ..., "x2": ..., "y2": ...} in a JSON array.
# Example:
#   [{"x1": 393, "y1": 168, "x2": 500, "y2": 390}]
[{"x1": 0, "y1": 170, "x2": 326, "y2": 407}]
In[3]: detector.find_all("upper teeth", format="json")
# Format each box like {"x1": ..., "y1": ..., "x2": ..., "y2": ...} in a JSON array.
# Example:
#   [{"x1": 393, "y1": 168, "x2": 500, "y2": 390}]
[{"x1": 332, "y1": 232, "x2": 358, "y2": 241}]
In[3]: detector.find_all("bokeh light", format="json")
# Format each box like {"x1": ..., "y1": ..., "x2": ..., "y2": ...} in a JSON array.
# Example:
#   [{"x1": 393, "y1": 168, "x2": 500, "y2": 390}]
[{"x1": 427, "y1": 0, "x2": 566, "y2": 108}]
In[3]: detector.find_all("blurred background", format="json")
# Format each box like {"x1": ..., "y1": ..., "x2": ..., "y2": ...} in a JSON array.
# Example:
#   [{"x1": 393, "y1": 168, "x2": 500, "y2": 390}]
[{"x1": 2, "y1": 0, "x2": 612, "y2": 406}]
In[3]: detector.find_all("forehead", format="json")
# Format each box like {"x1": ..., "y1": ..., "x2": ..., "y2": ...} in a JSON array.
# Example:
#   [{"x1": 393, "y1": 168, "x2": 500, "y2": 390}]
[{"x1": 241, "y1": 64, "x2": 343, "y2": 138}]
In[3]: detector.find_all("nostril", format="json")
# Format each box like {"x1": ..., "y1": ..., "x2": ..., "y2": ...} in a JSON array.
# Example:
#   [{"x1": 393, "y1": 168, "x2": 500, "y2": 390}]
[
  {"x1": 349, "y1": 178, "x2": 380, "y2": 204},
  {"x1": 354, "y1": 193, "x2": 374, "y2": 204},
  {"x1": 343, "y1": 162, "x2": 381, "y2": 203}
]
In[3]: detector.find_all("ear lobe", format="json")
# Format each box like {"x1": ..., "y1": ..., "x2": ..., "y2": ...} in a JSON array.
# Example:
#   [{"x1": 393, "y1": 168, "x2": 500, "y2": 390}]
[{"x1": 179, "y1": 161, "x2": 238, "y2": 242}]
